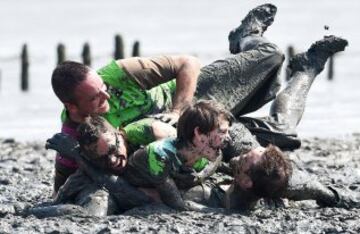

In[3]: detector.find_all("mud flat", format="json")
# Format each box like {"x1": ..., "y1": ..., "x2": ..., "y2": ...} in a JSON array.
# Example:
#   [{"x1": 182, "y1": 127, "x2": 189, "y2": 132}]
[{"x1": 1, "y1": 135, "x2": 360, "y2": 233}]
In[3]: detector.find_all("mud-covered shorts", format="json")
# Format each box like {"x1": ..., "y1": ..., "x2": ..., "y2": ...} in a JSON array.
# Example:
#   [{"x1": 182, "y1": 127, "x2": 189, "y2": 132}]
[
  {"x1": 182, "y1": 173, "x2": 233, "y2": 208},
  {"x1": 222, "y1": 115, "x2": 301, "y2": 162}
]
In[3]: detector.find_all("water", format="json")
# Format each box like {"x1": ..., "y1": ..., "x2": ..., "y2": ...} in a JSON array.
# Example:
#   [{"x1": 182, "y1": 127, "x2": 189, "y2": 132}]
[{"x1": 0, "y1": 0, "x2": 359, "y2": 142}]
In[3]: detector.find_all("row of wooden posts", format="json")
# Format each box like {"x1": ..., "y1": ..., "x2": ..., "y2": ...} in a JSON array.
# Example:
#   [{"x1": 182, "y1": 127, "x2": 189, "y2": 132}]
[
  {"x1": 15, "y1": 39, "x2": 334, "y2": 92},
  {"x1": 18, "y1": 34, "x2": 140, "y2": 91}
]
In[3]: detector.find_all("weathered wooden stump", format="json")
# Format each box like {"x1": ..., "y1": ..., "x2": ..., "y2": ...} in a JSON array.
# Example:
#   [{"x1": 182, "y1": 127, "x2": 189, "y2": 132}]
[
  {"x1": 21, "y1": 44, "x2": 29, "y2": 91},
  {"x1": 57, "y1": 43, "x2": 66, "y2": 65},
  {"x1": 82, "y1": 42, "x2": 91, "y2": 66},
  {"x1": 132, "y1": 41, "x2": 140, "y2": 57},
  {"x1": 114, "y1": 34, "x2": 124, "y2": 60}
]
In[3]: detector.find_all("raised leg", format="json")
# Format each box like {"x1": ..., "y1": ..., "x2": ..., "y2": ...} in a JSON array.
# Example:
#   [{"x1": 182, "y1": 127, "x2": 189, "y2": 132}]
[
  {"x1": 195, "y1": 4, "x2": 283, "y2": 117},
  {"x1": 228, "y1": 3, "x2": 277, "y2": 54},
  {"x1": 270, "y1": 36, "x2": 348, "y2": 129}
]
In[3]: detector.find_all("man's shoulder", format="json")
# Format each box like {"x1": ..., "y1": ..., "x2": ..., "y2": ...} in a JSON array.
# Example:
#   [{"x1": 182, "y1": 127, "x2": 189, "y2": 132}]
[{"x1": 96, "y1": 60, "x2": 129, "y2": 87}]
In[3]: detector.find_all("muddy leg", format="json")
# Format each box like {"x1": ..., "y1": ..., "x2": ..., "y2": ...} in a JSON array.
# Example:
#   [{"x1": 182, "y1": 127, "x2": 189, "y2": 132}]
[
  {"x1": 270, "y1": 36, "x2": 348, "y2": 129},
  {"x1": 196, "y1": 41, "x2": 283, "y2": 117},
  {"x1": 75, "y1": 184, "x2": 117, "y2": 216},
  {"x1": 26, "y1": 204, "x2": 87, "y2": 218},
  {"x1": 195, "y1": 4, "x2": 283, "y2": 117},
  {"x1": 75, "y1": 156, "x2": 153, "y2": 210},
  {"x1": 284, "y1": 167, "x2": 337, "y2": 204},
  {"x1": 285, "y1": 166, "x2": 360, "y2": 209},
  {"x1": 228, "y1": 3, "x2": 277, "y2": 54}
]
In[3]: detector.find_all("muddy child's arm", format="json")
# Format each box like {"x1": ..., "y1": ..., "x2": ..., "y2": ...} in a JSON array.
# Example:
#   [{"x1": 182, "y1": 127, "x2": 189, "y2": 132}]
[
  {"x1": 46, "y1": 133, "x2": 81, "y2": 161},
  {"x1": 75, "y1": 157, "x2": 153, "y2": 209},
  {"x1": 173, "y1": 155, "x2": 223, "y2": 189},
  {"x1": 156, "y1": 177, "x2": 187, "y2": 210},
  {"x1": 46, "y1": 133, "x2": 153, "y2": 208},
  {"x1": 156, "y1": 177, "x2": 213, "y2": 211},
  {"x1": 197, "y1": 154, "x2": 223, "y2": 182}
]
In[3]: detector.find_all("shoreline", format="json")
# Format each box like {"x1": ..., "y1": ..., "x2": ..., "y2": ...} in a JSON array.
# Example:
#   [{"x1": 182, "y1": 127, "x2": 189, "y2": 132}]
[{"x1": 1, "y1": 134, "x2": 360, "y2": 233}]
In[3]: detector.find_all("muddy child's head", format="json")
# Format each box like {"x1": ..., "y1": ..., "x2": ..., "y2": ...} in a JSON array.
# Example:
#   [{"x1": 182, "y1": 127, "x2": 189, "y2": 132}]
[
  {"x1": 230, "y1": 145, "x2": 293, "y2": 199},
  {"x1": 176, "y1": 100, "x2": 233, "y2": 161},
  {"x1": 77, "y1": 115, "x2": 128, "y2": 175}
]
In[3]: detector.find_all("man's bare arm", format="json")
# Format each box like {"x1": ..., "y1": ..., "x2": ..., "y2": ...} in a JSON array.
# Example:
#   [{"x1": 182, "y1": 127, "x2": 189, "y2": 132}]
[
  {"x1": 154, "y1": 55, "x2": 201, "y2": 125},
  {"x1": 171, "y1": 55, "x2": 201, "y2": 113}
]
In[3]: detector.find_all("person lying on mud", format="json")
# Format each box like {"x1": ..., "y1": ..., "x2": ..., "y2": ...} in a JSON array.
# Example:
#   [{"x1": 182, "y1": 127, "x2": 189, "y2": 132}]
[
  {"x1": 123, "y1": 100, "x2": 233, "y2": 210},
  {"x1": 121, "y1": 3, "x2": 356, "y2": 211},
  {"x1": 45, "y1": 100, "x2": 233, "y2": 212},
  {"x1": 49, "y1": 2, "x2": 282, "y2": 201},
  {"x1": 183, "y1": 2, "x2": 354, "y2": 210},
  {"x1": 51, "y1": 52, "x2": 201, "y2": 194},
  {"x1": 43, "y1": 3, "x2": 354, "y2": 216}
]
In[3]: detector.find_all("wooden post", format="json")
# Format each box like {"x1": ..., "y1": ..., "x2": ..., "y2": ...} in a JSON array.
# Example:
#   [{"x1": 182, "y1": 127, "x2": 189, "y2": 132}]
[
  {"x1": 82, "y1": 42, "x2": 91, "y2": 66},
  {"x1": 286, "y1": 45, "x2": 295, "y2": 81},
  {"x1": 132, "y1": 41, "x2": 140, "y2": 57},
  {"x1": 57, "y1": 43, "x2": 66, "y2": 65},
  {"x1": 21, "y1": 44, "x2": 29, "y2": 91},
  {"x1": 327, "y1": 56, "x2": 334, "y2": 80},
  {"x1": 114, "y1": 34, "x2": 124, "y2": 59}
]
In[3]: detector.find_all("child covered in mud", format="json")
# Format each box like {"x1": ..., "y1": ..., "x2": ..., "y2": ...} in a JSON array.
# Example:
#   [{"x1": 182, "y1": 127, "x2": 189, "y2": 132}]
[
  {"x1": 48, "y1": 100, "x2": 233, "y2": 211},
  {"x1": 122, "y1": 100, "x2": 232, "y2": 211},
  {"x1": 41, "y1": 3, "x2": 359, "y2": 217},
  {"x1": 43, "y1": 99, "x2": 232, "y2": 214}
]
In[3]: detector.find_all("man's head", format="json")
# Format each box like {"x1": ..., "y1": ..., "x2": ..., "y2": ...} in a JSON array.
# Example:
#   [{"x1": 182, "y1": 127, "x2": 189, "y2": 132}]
[
  {"x1": 51, "y1": 61, "x2": 110, "y2": 120},
  {"x1": 177, "y1": 100, "x2": 233, "y2": 161},
  {"x1": 230, "y1": 145, "x2": 292, "y2": 199},
  {"x1": 77, "y1": 115, "x2": 127, "y2": 175}
]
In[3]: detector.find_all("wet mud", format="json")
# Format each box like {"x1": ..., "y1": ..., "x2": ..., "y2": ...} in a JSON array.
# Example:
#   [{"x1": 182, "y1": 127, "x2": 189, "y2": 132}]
[{"x1": 1, "y1": 135, "x2": 360, "y2": 233}]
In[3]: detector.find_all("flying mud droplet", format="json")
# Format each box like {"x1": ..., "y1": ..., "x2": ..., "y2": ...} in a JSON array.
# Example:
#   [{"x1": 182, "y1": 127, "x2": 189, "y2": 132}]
[{"x1": 324, "y1": 25, "x2": 329, "y2": 30}]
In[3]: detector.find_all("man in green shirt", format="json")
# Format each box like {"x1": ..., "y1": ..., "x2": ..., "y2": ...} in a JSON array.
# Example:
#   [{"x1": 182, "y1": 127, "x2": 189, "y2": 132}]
[
  {"x1": 47, "y1": 2, "x2": 351, "y2": 215},
  {"x1": 52, "y1": 55, "x2": 201, "y2": 193}
]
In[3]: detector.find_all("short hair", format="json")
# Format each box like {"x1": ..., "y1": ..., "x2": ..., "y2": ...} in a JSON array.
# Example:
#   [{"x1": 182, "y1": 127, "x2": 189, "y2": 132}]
[
  {"x1": 177, "y1": 100, "x2": 233, "y2": 147},
  {"x1": 249, "y1": 145, "x2": 293, "y2": 198},
  {"x1": 51, "y1": 61, "x2": 90, "y2": 104},
  {"x1": 77, "y1": 116, "x2": 127, "y2": 160},
  {"x1": 78, "y1": 116, "x2": 107, "y2": 146}
]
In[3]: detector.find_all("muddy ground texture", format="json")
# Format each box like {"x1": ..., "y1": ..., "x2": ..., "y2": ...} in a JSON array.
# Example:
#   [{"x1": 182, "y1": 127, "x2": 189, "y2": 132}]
[{"x1": 1, "y1": 134, "x2": 360, "y2": 234}]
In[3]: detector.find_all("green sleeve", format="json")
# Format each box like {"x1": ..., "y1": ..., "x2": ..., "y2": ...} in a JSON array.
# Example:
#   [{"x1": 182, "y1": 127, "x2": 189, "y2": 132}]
[{"x1": 123, "y1": 118, "x2": 156, "y2": 147}]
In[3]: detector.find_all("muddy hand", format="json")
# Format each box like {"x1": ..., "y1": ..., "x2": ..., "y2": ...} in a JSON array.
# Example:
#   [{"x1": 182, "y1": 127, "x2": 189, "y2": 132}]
[
  {"x1": 45, "y1": 133, "x2": 80, "y2": 160},
  {"x1": 173, "y1": 168, "x2": 200, "y2": 189},
  {"x1": 152, "y1": 112, "x2": 179, "y2": 126}
]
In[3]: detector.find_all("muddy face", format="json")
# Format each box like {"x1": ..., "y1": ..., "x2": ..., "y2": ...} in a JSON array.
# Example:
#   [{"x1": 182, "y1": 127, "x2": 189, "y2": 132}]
[
  {"x1": 230, "y1": 147, "x2": 264, "y2": 190},
  {"x1": 194, "y1": 116, "x2": 230, "y2": 161},
  {"x1": 85, "y1": 129, "x2": 128, "y2": 175}
]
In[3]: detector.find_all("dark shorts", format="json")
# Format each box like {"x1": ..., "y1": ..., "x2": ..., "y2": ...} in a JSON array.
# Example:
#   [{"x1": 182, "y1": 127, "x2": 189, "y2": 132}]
[{"x1": 238, "y1": 116, "x2": 301, "y2": 151}]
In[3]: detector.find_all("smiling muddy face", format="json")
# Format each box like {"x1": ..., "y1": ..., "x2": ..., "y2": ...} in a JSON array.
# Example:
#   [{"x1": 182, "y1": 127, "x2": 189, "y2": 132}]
[
  {"x1": 77, "y1": 116, "x2": 128, "y2": 175},
  {"x1": 193, "y1": 114, "x2": 231, "y2": 161},
  {"x1": 177, "y1": 100, "x2": 233, "y2": 161},
  {"x1": 230, "y1": 145, "x2": 293, "y2": 198}
]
